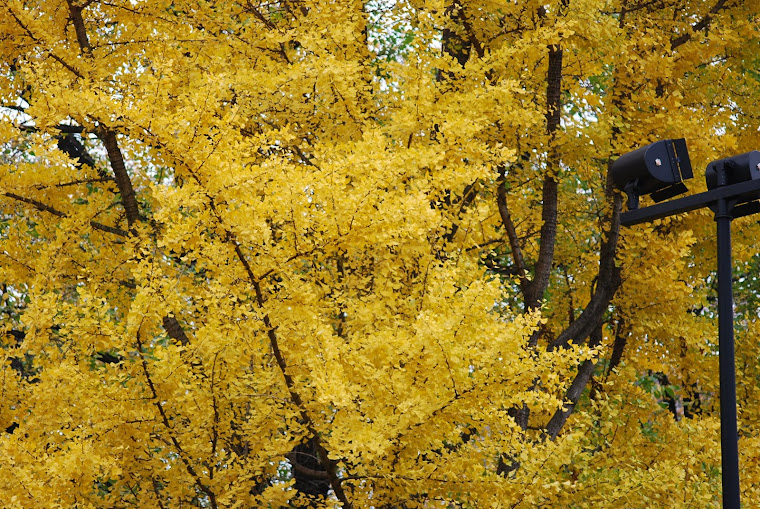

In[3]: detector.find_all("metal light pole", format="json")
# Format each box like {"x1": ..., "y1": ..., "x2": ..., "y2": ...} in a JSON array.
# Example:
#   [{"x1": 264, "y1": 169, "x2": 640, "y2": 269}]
[
  {"x1": 715, "y1": 168, "x2": 741, "y2": 509},
  {"x1": 613, "y1": 141, "x2": 760, "y2": 509}
]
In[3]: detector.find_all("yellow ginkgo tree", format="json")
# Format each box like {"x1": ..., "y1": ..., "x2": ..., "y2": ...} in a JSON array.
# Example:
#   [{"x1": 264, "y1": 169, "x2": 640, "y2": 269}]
[{"x1": 1, "y1": 0, "x2": 760, "y2": 507}]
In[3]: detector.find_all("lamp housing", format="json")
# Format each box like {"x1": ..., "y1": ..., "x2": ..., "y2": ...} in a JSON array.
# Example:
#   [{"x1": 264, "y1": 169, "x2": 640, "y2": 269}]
[
  {"x1": 612, "y1": 138, "x2": 693, "y2": 210},
  {"x1": 705, "y1": 151, "x2": 760, "y2": 218},
  {"x1": 705, "y1": 151, "x2": 760, "y2": 190}
]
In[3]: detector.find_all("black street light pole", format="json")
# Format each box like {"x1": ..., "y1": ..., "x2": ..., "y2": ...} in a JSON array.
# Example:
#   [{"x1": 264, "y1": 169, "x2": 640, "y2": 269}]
[
  {"x1": 614, "y1": 141, "x2": 760, "y2": 509},
  {"x1": 714, "y1": 169, "x2": 741, "y2": 509}
]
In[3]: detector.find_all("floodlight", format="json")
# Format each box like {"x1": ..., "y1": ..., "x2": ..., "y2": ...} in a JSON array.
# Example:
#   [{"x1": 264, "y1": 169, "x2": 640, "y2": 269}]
[
  {"x1": 705, "y1": 151, "x2": 760, "y2": 189},
  {"x1": 705, "y1": 151, "x2": 760, "y2": 218},
  {"x1": 611, "y1": 138, "x2": 693, "y2": 210}
]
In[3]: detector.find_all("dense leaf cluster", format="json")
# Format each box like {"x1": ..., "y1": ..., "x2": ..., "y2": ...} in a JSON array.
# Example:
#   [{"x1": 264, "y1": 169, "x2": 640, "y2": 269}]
[{"x1": 1, "y1": 0, "x2": 759, "y2": 507}]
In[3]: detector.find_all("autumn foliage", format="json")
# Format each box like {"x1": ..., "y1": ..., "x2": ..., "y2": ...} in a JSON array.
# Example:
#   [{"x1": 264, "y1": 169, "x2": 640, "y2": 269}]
[{"x1": 1, "y1": 0, "x2": 760, "y2": 507}]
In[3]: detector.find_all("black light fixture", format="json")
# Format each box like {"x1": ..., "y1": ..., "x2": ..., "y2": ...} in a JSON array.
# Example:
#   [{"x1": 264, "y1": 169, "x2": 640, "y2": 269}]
[
  {"x1": 706, "y1": 151, "x2": 760, "y2": 190},
  {"x1": 611, "y1": 138, "x2": 693, "y2": 210},
  {"x1": 612, "y1": 139, "x2": 760, "y2": 509},
  {"x1": 706, "y1": 151, "x2": 760, "y2": 219}
]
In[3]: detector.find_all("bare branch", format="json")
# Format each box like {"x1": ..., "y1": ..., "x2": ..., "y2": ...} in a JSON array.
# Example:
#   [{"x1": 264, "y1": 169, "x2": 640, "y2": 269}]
[
  {"x1": 548, "y1": 194, "x2": 622, "y2": 351},
  {"x1": 524, "y1": 41, "x2": 563, "y2": 310},
  {"x1": 66, "y1": 0, "x2": 93, "y2": 53},
  {"x1": 19, "y1": 124, "x2": 86, "y2": 134},
  {"x1": 4, "y1": 192, "x2": 67, "y2": 217},
  {"x1": 33, "y1": 177, "x2": 114, "y2": 190},
  {"x1": 162, "y1": 316, "x2": 190, "y2": 346},
  {"x1": 606, "y1": 319, "x2": 628, "y2": 377},
  {"x1": 99, "y1": 129, "x2": 141, "y2": 227},
  {"x1": 90, "y1": 221, "x2": 129, "y2": 237},
  {"x1": 496, "y1": 172, "x2": 528, "y2": 295}
]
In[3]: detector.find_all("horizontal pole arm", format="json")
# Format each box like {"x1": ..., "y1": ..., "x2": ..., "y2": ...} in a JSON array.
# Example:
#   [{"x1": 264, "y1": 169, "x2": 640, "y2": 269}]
[{"x1": 621, "y1": 178, "x2": 760, "y2": 226}]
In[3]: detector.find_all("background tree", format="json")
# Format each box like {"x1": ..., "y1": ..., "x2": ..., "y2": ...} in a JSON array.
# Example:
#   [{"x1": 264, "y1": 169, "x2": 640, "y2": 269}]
[{"x1": 1, "y1": 0, "x2": 759, "y2": 507}]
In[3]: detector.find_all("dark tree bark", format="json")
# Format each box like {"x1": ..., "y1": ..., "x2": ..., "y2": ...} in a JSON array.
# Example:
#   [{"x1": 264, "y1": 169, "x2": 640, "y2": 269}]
[{"x1": 289, "y1": 437, "x2": 331, "y2": 497}]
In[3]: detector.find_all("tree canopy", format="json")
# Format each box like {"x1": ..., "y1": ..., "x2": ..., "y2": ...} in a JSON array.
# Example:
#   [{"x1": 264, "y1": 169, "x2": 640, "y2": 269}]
[{"x1": 1, "y1": 0, "x2": 760, "y2": 507}]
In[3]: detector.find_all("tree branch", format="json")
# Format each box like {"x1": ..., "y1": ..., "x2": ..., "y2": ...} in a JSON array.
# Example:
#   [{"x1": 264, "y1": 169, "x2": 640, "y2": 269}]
[
  {"x1": 6, "y1": 8, "x2": 84, "y2": 79},
  {"x1": 496, "y1": 171, "x2": 528, "y2": 295},
  {"x1": 136, "y1": 331, "x2": 218, "y2": 509},
  {"x1": 2, "y1": 192, "x2": 129, "y2": 237},
  {"x1": 34, "y1": 177, "x2": 113, "y2": 190},
  {"x1": 56, "y1": 133, "x2": 97, "y2": 170},
  {"x1": 548, "y1": 194, "x2": 622, "y2": 351},
  {"x1": 444, "y1": 180, "x2": 479, "y2": 242},
  {"x1": 89, "y1": 221, "x2": 129, "y2": 237},
  {"x1": 162, "y1": 316, "x2": 190, "y2": 346},
  {"x1": 20, "y1": 124, "x2": 86, "y2": 134},
  {"x1": 4, "y1": 192, "x2": 66, "y2": 217},
  {"x1": 670, "y1": 0, "x2": 731, "y2": 50},
  {"x1": 66, "y1": 0, "x2": 93, "y2": 53},
  {"x1": 65, "y1": 2, "x2": 142, "y2": 230},
  {"x1": 453, "y1": 0, "x2": 485, "y2": 60},
  {"x1": 524, "y1": 41, "x2": 563, "y2": 310},
  {"x1": 99, "y1": 129, "x2": 141, "y2": 227},
  {"x1": 606, "y1": 319, "x2": 628, "y2": 377},
  {"x1": 442, "y1": 0, "x2": 473, "y2": 67},
  {"x1": 544, "y1": 323, "x2": 604, "y2": 440},
  {"x1": 286, "y1": 452, "x2": 330, "y2": 479},
  {"x1": 233, "y1": 241, "x2": 353, "y2": 508},
  {"x1": 244, "y1": 0, "x2": 277, "y2": 30}
]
